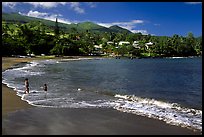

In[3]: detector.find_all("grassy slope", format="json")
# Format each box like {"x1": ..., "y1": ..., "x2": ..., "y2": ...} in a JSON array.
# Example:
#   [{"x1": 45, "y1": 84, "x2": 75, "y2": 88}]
[{"x1": 2, "y1": 12, "x2": 132, "y2": 34}]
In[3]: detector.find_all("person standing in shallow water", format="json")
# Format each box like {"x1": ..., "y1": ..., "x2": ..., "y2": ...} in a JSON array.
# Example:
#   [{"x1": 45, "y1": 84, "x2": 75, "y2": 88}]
[
  {"x1": 43, "y1": 84, "x2": 47, "y2": 92},
  {"x1": 43, "y1": 84, "x2": 47, "y2": 98},
  {"x1": 24, "y1": 78, "x2": 29, "y2": 94}
]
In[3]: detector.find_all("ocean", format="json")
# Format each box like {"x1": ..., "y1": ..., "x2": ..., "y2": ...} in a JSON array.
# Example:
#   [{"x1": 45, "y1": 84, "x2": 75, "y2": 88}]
[{"x1": 2, "y1": 57, "x2": 202, "y2": 131}]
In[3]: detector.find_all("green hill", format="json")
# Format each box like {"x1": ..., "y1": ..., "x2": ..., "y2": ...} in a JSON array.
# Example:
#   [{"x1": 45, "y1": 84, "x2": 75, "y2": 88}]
[
  {"x1": 2, "y1": 12, "x2": 132, "y2": 34},
  {"x1": 77, "y1": 22, "x2": 111, "y2": 33},
  {"x1": 2, "y1": 12, "x2": 73, "y2": 31},
  {"x1": 109, "y1": 25, "x2": 132, "y2": 34}
]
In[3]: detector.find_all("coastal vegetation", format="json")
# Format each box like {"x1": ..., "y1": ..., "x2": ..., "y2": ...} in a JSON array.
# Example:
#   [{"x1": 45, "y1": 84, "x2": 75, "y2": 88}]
[{"x1": 2, "y1": 12, "x2": 202, "y2": 58}]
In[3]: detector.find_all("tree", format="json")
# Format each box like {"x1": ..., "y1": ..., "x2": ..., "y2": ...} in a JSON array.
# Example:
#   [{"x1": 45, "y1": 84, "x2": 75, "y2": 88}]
[
  {"x1": 118, "y1": 44, "x2": 128, "y2": 56},
  {"x1": 125, "y1": 33, "x2": 136, "y2": 44},
  {"x1": 185, "y1": 32, "x2": 197, "y2": 56},
  {"x1": 194, "y1": 37, "x2": 202, "y2": 55},
  {"x1": 54, "y1": 18, "x2": 60, "y2": 37}
]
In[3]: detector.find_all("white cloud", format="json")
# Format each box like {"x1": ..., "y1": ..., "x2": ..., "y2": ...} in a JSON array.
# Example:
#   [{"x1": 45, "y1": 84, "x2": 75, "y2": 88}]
[
  {"x1": 3, "y1": 2, "x2": 85, "y2": 14},
  {"x1": 57, "y1": 18, "x2": 72, "y2": 24},
  {"x1": 86, "y1": 2, "x2": 97, "y2": 8},
  {"x1": 97, "y1": 23, "x2": 114, "y2": 28},
  {"x1": 24, "y1": 2, "x2": 85, "y2": 14},
  {"x1": 2, "y1": 2, "x2": 18, "y2": 9},
  {"x1": 131, "y1": 20, "x2": 144, "y2": 24},
  {"x1": 23, "y1": 2, "x2": 67, "y2": 9},
  {"x1": 98, "y1": 20, "x2": 143, "y2": 27},
  {"x1": 154, "y1": 23, "x2": 160, "y2": 26},
  {"x1": 26, "y1": 10, "x2": 49, "y2": 17},
  {"x1": 131, "y1": 30, "x2": 149, "y2": 35},
  {"x1": 19, "y1": 10, "x2": 72, "y2": 24},
  {"x1": 185, "y1": 2, "x2": 202, "y2": 5},
  {"x1": 98, "y1": 20, "x2": 145, "y2": 33},
  {"x1": 68, "y1": 2, "x2": 85, "y2": 14}
]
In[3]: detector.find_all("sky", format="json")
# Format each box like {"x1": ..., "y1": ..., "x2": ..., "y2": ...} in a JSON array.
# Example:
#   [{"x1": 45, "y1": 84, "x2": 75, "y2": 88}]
[{"x1": 2, "y1": 2, "x2": 202, "y2": 37}]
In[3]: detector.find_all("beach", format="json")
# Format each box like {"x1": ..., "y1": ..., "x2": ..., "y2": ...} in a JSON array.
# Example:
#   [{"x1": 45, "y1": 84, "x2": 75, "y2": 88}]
[
  {"x1": 2, "y1": 57, "x2": 40, "y2": 117},
  {"x1": 2, "y1": 57, "x2": 201, "y2": 135}
]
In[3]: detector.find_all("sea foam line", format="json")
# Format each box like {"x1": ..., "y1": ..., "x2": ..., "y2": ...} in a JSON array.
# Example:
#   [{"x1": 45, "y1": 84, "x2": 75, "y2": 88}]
[{"x1": 113, "y1": 94, "x2": 202, "y2": 131}]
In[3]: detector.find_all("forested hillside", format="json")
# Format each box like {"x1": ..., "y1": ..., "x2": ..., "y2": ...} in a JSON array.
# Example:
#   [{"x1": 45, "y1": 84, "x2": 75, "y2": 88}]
[{"x1": 2, "y1": 12, "x2": 202, "y2": 57}]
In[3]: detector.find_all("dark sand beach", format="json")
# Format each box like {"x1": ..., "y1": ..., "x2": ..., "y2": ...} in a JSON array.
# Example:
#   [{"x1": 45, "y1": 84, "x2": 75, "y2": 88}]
[
  {"x1": 2, "y1": 57, "x2": 39, "y2": 117},
  {"x1": 2, "y1": 57, "x2": 201, "y2": 135}
]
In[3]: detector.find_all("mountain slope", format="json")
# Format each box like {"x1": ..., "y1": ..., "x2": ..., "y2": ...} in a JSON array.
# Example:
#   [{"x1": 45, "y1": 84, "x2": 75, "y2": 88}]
[
  {"x1": 2, "y1": 12, "x2": 74, "y2": 30},
  {"x1": 2, "y1": 12, "x2": 132, "y2": 34},
  {"x1": 109, "y1": 25, "x2": 132, "y2": 34}
]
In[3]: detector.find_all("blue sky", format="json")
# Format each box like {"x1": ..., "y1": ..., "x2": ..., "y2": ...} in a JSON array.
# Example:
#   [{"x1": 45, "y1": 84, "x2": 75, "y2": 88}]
[{"x1": 2, "y1": 2, "x2": 202, "y2": 37}]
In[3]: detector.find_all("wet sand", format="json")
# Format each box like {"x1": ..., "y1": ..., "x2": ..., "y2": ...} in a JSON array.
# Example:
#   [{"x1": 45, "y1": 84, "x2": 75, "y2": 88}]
[
  {"x1": 2, "y1": 57, "x2": 39, "y2": 117},
  {"x1": 2, "y1": 57, "x2": 202, "y2": 135},
  {"x1": 2, "y1": 84, "x2": 32, "y2": 117},
  {"x1": 3, "y1": 107, "x2": 201, "y2": 135}
]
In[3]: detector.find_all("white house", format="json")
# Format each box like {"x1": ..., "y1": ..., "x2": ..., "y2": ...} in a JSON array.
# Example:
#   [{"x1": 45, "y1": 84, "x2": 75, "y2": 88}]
[
  {"x1": 145, "y1": 42, "x2": 153, "y2": 49},
  {"x1": 107, "y1": 41, "x2": 114, "y2": 45},
  {"x1": 119, "y1": 41, "x2": 130, "y2": 46},
  {"x1": 94, "y1": 44, "x2": 103, "y2": 50},
  {"x1": 132, "y1": 41, "x2": 140, "y2": 49},
  {"x1": 93, "y1": 44, "x2": 103, "y2": 55}
]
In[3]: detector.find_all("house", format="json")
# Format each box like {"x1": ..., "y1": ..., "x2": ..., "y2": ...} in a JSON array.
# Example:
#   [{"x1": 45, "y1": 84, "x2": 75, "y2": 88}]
[
  {"x1": 46, "y1": 32, "x2": 54, "y2": 36},
  {"x1": 145, "y1": 42, "x2": 153, "y2": 49},
  {"x1": 119, "y1": 41, "x2": 130, "y2": 46},
  {"x1": 132, "y1": 41, "x2": 140, "y2": 49},
  {"x1": 107, "y1": 41, "x2": 114, "y2": 45},
  {"x1": 93, "y1": 44, "x2": 103, "y2": 55},
  {"x1": 94, "y1": 44, "x2": 103, "y2": 50}
]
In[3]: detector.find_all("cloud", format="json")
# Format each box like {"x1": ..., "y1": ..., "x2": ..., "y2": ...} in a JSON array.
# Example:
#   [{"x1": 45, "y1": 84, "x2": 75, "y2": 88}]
[
  {"x1": 2, "y1": 2, "x2": 67, "y2": 9},
  {"x1": 19, "y1": 10, "x2": 72, "y2": 24},
  {"x1": 23, "y1": 2, "x2": 67, "y2": 9},
  {"x1": 154, "y1": 23, "x2": 160, "y2": 26},
  {"x1": 3, "y1": 2, "x2": 85, "y2": 14},
  {"x1": 68, "y1": 2, "x2": 85, "y2": 14},
  {"x1": 2, "y1": 2, "x2": 18, "y2": 9},
  {"x1": 26, "y1": 10, "x2": 49, "y2": 17},
  {"x1": 98, "y1": 20, "x2": 145, "y2": 33},
  {"x1": 98, "y1": 20, "x2": 143, "y2": 27},
  {"x1": 86, "y1": 2, "x2": 97, "y2": 8},
  {"x1": 131, "y1": 30, "x2": 149, "y2": 35},
  {"x1": 185, "y1": 2, "x2": 202, "y2": 5},
  {"x1": 24, "y1": 2, "x2": 85, "y2": 14}
]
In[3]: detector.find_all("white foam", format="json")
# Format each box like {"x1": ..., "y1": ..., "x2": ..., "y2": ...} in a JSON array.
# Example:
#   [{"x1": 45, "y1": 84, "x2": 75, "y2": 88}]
[
  {"x1": 59, "y1": 57, "x2": 102, "y2": 62},
  {"x1": 2, "y1": 61, "x2": 45, "y2": 77},
  {"x1": 6, "y1": 86, "x2": 201, "y2": 131},
  {"x1": 113, "y1": 94, "x2": 202, "y2": 131}
]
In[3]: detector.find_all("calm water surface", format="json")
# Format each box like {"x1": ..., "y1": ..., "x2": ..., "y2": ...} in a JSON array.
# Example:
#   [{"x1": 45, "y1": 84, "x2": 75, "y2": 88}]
[{"x1": 2, "y1": 57, "x2": 202, "y2": 131}]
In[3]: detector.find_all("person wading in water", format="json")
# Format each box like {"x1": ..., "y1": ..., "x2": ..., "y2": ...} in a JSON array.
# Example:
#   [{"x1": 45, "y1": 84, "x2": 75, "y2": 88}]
[
  {"x1": 43, "y1": 83, "x2": 47, "y2": 98},
  {"x1": 24, "y1": 78, "x2": 29, "y2": 94},
  {"x1": 43, "y1": 84, "x2": 47, "y2": 92}
]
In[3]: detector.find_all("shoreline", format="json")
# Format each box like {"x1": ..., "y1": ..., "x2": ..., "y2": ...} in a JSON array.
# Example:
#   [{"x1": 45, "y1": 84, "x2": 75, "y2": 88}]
[
  {"x1": 2, "y1": 84, "x2": 33, "y2": 117},
  {"x1": 2, "y1": 57, "x2": 41, "y2": 117},
  {"x1": 2, "y1": 56, "x2": 95, "y2": 116},
  {"x1": 3, "y1": 107, "x2": 201, "y2": 135},
  {"x1": 2, "y1": 57, "x2": 202, "y2": 135}
]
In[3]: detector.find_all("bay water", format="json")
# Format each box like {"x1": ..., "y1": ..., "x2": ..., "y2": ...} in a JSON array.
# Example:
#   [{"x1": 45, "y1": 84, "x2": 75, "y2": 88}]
[{"x1": 2, "y1": 57, "x2": 202, "y2": 131}]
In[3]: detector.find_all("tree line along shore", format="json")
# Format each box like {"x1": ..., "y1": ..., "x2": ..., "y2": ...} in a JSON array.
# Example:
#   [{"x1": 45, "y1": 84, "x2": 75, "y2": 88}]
[{"x1": 2, "y1": 18, "x2": 202, "y2": 58}]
